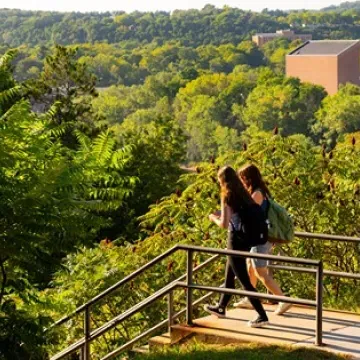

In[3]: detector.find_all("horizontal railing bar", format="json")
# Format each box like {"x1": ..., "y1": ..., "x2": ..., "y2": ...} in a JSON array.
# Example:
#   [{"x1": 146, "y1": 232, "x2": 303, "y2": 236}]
[
  {"x1": 268, "y1": 264, "x2": 317, "y2": 274},
  {"x1": 323, "y1": 270, "x2": 360, "y2": 280},
  {"x1": 50, "y1": 232, "x2": 360, "y2": 330},
  {"x1": 268, "y1": 265, "x2": 360, "y2": 280},
  {"x1": 50, "y1": 337, "x2": 84, "y2": 360},
  {"x1": 50, "y1": 230, "x2": 360, "y2": 360},
  {"x1": 51, "y1": 283, "x2": 218, "y2": 360},
  {"x1": 90, "y1": 284, "x2": 178, "y2": 341},
  {"x1": 50, "y1": 256, "x2": 220, "y2": 359},
  {"x1": 100, "y1": 290, "x2": 217, "y2": 360},
  {"x1": 181, "y1": 282, "x2": 316, "y2": 307},
  {"x1": 177, "y1": 254, "x2": 221, "y2": 282},
  {"x1": 98, "y1": 254, "x2": 219, "y2": 336},
  {"x1": 51, "y1": 283, "x2": 179, "y2": 360},
  {"x1": 51, "y1": 246, "x2": 180, "y2": 328},
  {"x1": 100, "y1": 319, "x2": 169, "y2": 360},
  {"x1": 177, "y1": 245, "x2": 320, "y2": 266},
  {"x1": 51, "y1": 246, "x2": 317, "y2": 330},
  {"x1": 53, "y1": 273, "x2": 318, "y2": 360},
  {"x1": 51, "y1": 251, "x2": 220, "y2": 330},
  {"x1": 295, "y1": 232, "x2": 360, "y2": 243},
  {"x1": 89, "y1": 255, "x2": 223, "y2": 342}
]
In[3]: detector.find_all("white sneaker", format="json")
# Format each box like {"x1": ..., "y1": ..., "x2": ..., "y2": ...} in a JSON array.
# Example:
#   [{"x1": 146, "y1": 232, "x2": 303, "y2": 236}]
[
  {"x1": 275, "y1": 302, "x2": 292, "y2": 315},
  {"x1": 233, "y1": 297, "x2": 252, "y2": 309}
]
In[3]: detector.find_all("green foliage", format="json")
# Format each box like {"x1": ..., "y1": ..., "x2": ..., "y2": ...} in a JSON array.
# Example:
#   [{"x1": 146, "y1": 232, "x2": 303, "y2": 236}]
[
  {"x1": 262, "y1": 38, "x2": 302, "y2": 72},
  {"x1": 2, "y1": 7, "x2": 360, "y2": 50},
  {"x1": 0, "y1": 302, "x2": 51, "y2": 359},
  {"x1": 0, "y1": 98, "x2": 135, "y2": 290},
  {"x1": 0, "y1": 50, "x2": 136, "y2": 358},
  {"x1": 107, "y1": 97, "x2": 187, "y2": 240},
  {"x1": 174, "y1": 71, "x2": 256, "y2": 160},
  {"x1": 313, "y1": 83, "x2": 360, "y2": 145},
  {"x1": 28, "y1": 45, "x2": 101, "y2": 149},
  {"x1": 2, "y1": 6, "x2": 360, "y2": 91},
  {"x1": 242, "y1": 75, "x2": 326, "y2": 136}
]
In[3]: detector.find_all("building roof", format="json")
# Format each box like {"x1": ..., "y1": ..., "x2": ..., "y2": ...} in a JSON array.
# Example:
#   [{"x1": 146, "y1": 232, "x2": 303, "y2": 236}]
[
  {"x1": 253, "y1": 33, "x2": 278, "y2": 37},
  {"x1": 289, "y1": 40, "x2": 360, "y2": 56}
]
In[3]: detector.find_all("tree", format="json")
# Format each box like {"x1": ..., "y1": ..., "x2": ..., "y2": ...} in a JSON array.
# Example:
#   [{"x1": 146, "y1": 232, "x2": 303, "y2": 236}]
[
  {"x1": 263, "y1": 38, "x2": 302, "y2": 73},
  {"x1": 313, "y1": 83, "x2": 360, "y2": 146},
  {"x1": 29, "y1": 45, "x2": 101, "y2": 149},
  {"x1": 243, "y1": 76, "x2": 326, "y2": 136},
  {"x1": 109, "y1": 97, "x2": 186, "y2": 240},
  {"x1": 0, "y1": 50, "x2": 135, "y2": 358}
]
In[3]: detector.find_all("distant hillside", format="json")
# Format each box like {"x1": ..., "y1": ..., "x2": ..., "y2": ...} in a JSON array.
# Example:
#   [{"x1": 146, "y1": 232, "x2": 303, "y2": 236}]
[
  {"x1": 0, "y1": 7, "x2": 282, "y2": 47},
  {"x1": 322, "y1": 1, "x2": 360, "y2": 11},
  {"x1": 1, "y1": 6, "x2": 360, "y2": 49}
]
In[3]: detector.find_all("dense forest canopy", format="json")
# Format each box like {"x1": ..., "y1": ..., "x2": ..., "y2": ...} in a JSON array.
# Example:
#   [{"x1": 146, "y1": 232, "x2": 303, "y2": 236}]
[
  {"x1": 3, "y1": 4, "x2": 360, "y2": 88},
  {"x1": 323, "y1": 0, "x2": 360, "y2": 11},
  {"x1": 2, "y1": 3, "x2": 360, "y2": 48},
  {"x1": 0, "y1": 3, "x2": 360, "y2": 359}
]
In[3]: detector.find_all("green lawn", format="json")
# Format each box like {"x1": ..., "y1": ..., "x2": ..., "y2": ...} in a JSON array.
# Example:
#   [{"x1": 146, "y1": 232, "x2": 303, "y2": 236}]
[{"x1": 133, "y1": 341, "x2": 349, "y2": 360}]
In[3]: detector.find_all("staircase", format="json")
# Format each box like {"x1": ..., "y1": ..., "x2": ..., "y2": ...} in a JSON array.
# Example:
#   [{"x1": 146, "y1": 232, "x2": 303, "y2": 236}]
[{"x1": 49, "y1": 232, "x2": 360, "y2": 360}]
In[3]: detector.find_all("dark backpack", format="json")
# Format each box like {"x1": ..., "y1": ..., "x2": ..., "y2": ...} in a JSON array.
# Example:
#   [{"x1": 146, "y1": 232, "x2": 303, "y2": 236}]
[{"x1": 230, "y1": 203, "x2": 268, "y2": 247}]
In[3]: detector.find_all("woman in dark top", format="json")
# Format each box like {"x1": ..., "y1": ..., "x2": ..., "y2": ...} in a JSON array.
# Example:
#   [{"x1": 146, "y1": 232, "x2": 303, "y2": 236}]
[
  {"x1": 234, "y1": 164, "x2": 292, "y2": 316},
  {"x1": 204, "y1": 166, "x2": 269, "y2": 328}
]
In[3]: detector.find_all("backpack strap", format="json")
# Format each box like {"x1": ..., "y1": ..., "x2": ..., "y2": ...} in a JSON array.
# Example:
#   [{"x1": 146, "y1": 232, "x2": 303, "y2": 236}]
[
  {"x1": 265, "y1": 197, "x2": 271, "y2": 217},
  {"x1": 229, "y1": 211, "x2": 242, "y2": 233},
  {"x1": 253, "y1": 188, "x2": 270, "y2": 216}
]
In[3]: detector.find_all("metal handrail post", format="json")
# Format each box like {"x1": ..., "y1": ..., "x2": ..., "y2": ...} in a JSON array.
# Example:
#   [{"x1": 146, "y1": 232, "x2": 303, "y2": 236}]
[
  {"x1": 84, "y1": 306, "x2": 91, "y2": 359},
  {"x1": 316, "y1": 261, "x2": 323, "y2": 346},
  {"x1": 186, "y1": 250, "x2": 194, "y2": 326},
  {"x1": 168, "y1": 291, "x2": 174, "y2": 335}
]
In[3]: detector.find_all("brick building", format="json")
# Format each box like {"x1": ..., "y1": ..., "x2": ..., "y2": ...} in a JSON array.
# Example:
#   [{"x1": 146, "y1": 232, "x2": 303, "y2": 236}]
[
  {"x1": 252, "y1": 30, "x2": 312, "y2": 47},
  {"x1": 286, "y1": 40, "x2": 360, "y2": 95}
]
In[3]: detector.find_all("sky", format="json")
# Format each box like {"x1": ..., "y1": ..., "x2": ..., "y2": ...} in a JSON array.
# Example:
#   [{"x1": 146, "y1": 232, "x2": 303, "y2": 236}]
[{"x1": 0, "y1": 0, "x2": 346, "y2": 13}]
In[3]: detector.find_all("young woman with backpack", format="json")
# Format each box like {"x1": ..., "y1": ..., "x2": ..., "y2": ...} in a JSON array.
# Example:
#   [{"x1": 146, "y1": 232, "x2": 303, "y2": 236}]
[
  {"x1": 204, "y1": 166, "x2": 269, "y2": 328},
  {"x1": 234, "y1": 164, "x2": 292, "y2": 316}
]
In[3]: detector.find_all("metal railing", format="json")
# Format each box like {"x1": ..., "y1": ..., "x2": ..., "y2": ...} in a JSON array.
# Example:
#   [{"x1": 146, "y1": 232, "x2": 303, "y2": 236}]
[
  {"x1": 295, "y1": 231, "x2": 360, "y2": 243},
  {"x1": 49, "y1": 232, "x2": 360, "y2": 360},
  {"x1": 268, "y1": 231, "x2": 360, "y2": 280}
]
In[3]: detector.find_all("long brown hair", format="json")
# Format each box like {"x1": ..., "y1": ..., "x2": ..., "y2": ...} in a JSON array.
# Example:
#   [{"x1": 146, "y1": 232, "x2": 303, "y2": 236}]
[
  {"x1": 218, "y1": 166, "x2": 254, "y2": 212},
  {"x1": 238, "y1": 164, "x2": 271, "y2": 197}
]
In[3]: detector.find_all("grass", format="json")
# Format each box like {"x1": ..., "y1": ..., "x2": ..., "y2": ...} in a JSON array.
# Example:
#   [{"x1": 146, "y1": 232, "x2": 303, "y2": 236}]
[{"x1": 132, "y1": 341, "x2": 349, "y2": 360}]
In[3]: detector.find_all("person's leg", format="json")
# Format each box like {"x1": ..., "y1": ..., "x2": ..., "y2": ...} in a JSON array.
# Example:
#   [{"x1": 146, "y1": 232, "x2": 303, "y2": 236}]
[
  {"x1": 254, "y1": 266, "x2": 283, "y2": 296},
  {"x1": 248, "y1": 257, "x2": 258, "y2": 288},
  {"x1": 233, "y1": 258, "x2": 256, "y2": 308},
  {"x1": 254, "y1": 266, "x2": 292, "y2": 315},
  {"x1": 251, "y1": 243, "x2": 292, "y2": 315},
  {"x1": 228, "y1": 254, "x2": 268, "y2": 320},
  {"x1": 204, "y1": 257, "x2": 235, "y2": 317},
  {"x1": 251, "y1": 242, "x2": 282, "y2": 295},
  {"x1": 219, "y1": 258, "x2": 236, "y2": 308}
]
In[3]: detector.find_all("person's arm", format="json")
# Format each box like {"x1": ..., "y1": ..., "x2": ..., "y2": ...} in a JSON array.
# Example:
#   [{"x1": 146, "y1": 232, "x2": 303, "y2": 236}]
[
  {"x1": 209, "y1": 197, "x2": 232, "y2": 229},
  {"x1": 252, "y1": 190, "x2": 264, "y2": 206}
]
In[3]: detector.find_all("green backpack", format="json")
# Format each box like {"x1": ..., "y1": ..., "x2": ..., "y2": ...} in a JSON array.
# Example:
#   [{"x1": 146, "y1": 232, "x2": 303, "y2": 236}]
[{"x1": 266, "y1": 199, "x2": 294, "y2": 244}]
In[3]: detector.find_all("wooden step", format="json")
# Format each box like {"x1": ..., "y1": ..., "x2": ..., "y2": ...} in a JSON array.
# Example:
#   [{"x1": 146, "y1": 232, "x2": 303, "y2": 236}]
[
  {"x1": 131, "y1": 344, "x2": 150, "y2": 354},
  {"x1": 148, "y1": 327, "x2": 193, "y2": 349}
]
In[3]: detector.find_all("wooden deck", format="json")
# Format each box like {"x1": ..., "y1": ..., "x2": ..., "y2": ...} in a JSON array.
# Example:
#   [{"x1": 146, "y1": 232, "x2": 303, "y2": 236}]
[{"x1": 168, "y1": 305, "x2": 360, "y2": 359}]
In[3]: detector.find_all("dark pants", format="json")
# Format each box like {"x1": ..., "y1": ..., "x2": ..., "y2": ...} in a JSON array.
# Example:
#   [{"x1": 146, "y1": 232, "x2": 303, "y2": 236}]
[{"x1": 219, "y1": 234, "x2": 268, "y2": 319}]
